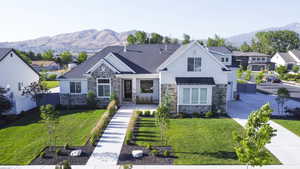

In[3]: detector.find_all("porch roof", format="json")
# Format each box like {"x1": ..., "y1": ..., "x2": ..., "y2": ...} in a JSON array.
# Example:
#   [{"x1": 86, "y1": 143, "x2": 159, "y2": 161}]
[{"x1": 175, "y1": 77, "x2": 215, "y2": 85}]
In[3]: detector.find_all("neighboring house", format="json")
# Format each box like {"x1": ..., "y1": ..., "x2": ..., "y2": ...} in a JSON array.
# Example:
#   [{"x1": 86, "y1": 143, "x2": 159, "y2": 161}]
[
  {"x1": 58, "y1": 42, "x2": 237, "y2": 114},
  {"x1": 0, "y1": 48, "x2": 40, "y2": 115},
  {"x1": 232, "y1": 51, "x2": 272, "y2": 71},
  {"x1": 31, "y1": 60, "x2": 60, "y2": 72},
  {"x1": 208, "y1": 46, "x2": 232, "y2": 66},
  {"x1": 271, "y1": 50, "x2": 300, "y2": 70}
]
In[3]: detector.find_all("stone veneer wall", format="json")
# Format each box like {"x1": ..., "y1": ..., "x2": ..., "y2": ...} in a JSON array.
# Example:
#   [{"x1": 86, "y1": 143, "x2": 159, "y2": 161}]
[
  {"x1": 178, "y1": 105, "x2": 212, "y2": 114},
  {"x1": 60, "y1": 94, "x2": 87, "y2": 105},
  {"x1": 212, "y1": 84, "x2": 227, "y2": 113},
  {"x1": 160, "y1": 84, "x2": 177, "y2": 112}
]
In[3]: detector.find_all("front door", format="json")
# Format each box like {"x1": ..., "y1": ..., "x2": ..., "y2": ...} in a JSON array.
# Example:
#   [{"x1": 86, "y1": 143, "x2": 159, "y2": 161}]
[{"x1": 124, "y1": 80, "x2": 132, "y2": 100}]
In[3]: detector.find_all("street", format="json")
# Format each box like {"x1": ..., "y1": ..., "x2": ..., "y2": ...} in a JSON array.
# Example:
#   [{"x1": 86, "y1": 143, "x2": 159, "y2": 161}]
[{"x1": 257, "y1": 82, "x2": 300, "y2": 101}]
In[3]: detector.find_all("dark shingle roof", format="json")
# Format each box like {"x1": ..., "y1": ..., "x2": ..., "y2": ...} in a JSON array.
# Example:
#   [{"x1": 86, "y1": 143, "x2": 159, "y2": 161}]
[
  {"x1": 208, "y1": 46, "x2": 231, "y2": 54},
  {"x1": 0, "y1": 48, "x2": 13, "y2": 61},
  {"x1": 278, "y1": 52, "x2": 296, "y2": 63},
  {"x1": 232, "y1": 51, "x2": 270, "y2": 57},
  {"x1": 60, "y1": 44, "x2": 180, "y2": 79},
  {"x1": 175, "y1": 77, "x2": 215, "y2": 85}
]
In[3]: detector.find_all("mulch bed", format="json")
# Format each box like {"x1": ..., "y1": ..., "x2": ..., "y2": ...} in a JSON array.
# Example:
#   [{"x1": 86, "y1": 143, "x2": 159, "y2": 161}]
[
  {"x1": 118, "y1": 144, "x2": 175, "y2": 165},
  {"x1": 30, "y1": 145, "x2": 95, "y2": 165}
]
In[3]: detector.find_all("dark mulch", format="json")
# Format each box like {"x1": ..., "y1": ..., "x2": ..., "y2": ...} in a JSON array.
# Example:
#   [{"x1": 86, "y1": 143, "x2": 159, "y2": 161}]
[
  {"x1": 118, "y1": 144, "x2": 175, "y2": 165},
  {"x1": 30, "y1": 145, "x2": 95, "y2": 165}
]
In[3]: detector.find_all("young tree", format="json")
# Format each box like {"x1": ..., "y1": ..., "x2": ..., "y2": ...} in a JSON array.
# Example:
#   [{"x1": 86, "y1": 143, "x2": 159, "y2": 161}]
[
  {"x1": 233, "y1": 104, "x2": 277, "y2": 168},
  {"x1": 275, "y1": 65, "x2": 288, "y2": 79},
  {"x1": 292, "y1": 65, "x2": 300, "y2": 73},
  {"x1": 77, "y1": 52, "x2": 88, "y2": 64},
  {"x1": 60, "y1": 51, "x2": 73, "y2": 66},
  {"x1": 276, "y1": 88, "x2": 290, "y2": 115},
  {"x1": 40, "y1": 104, "x2": 59, "y2": 150},
  {"x1": 182, "y1": 34, "x2": 191, "y2": 44},
  {"x1": 42, "y1": 50, "x2": 54, "y2": 60},
  {"x1": 240, "y1": 42, "x2": 252, "y2": 52},
  {"x1": 22, "y1": 81, "x2": 49, "y2": 105},
  {"x1": 127, "y1": 34, "x2": 137, "y2": 45},
  {"x1": 0, "y1": 87, "x2": 12, "y2": 114},
  {"x1": 255, "y1": 71, "x2": 265, "y2": 84},
  {"x1": 135, "y1": 31, "x2": 147, "y2": 44}
]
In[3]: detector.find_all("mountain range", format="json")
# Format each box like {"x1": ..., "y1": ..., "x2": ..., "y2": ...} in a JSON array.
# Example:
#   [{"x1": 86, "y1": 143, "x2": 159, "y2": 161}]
[{"x1": 0, "y1": 23, "x2": 300, "y2": 54}]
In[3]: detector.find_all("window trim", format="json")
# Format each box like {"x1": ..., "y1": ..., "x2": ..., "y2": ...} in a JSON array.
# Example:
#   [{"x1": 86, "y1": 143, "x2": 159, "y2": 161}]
[
  {"x1": 96, "y1": 78, "x2": 111, "y2": 98},
  {"x1": 187, "y1": 57, "x2": 201, "y2": 72},
  {"x1": 140, "y1": 80, "x2": 154, "y2": 94},
  {"x1": 70, "y1": 81, "x2": 81, "y2": 94},
  {"x1": 178, "y1": 86, "x2": 209, "y2": 105}
]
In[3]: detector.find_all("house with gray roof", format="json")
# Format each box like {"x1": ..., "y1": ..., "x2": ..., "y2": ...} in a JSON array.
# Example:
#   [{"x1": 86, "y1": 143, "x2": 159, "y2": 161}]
[
  {"x1": 271, "y1": 50, "x2": 300, "y2": 70},
  {"x1": 59, "y1": 42, "x2": 237, "y2": 114},
  {"x1": 232, "y1": 51, "x2": 272, "y2": 71}
]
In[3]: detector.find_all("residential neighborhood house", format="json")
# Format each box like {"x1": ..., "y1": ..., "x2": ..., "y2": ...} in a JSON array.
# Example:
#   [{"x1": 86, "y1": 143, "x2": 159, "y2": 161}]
[
  {"x1": 0, "y1": 48, "x2": 40, "y2": 114},
  {"x1": 58, "y1": 42, "x2": 237, "y2": 114},
  {"x1": 31, "y1": 60, "x2": 60, "y2": 72},
  {"x1": 232, "y1": 51, "x2": 273, "y2": 71},
  {"x1": 271, "y1": 50, "x2": 300, "y2": 70}
]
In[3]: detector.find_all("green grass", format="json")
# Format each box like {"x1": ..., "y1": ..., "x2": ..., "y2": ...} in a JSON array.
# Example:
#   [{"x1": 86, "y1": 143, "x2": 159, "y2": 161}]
[
  {"x1": 273, "y1": 119, "x2": 300, "y2": 137},
  {"x1": 135, "y1": 117, "x2": 280, "y2": 165},
  {"x1": 42, "y1": 81, "x2": 59, "y2": 89},
  {"x1": 0, "y1": 109, "x2": 105, "y2": 165}
]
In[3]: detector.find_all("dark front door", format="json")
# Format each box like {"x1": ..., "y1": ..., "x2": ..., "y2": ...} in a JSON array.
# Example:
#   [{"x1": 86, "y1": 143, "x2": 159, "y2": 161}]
[{"x1": 124, "y1": 80, "x2": 132, "y2": 100}]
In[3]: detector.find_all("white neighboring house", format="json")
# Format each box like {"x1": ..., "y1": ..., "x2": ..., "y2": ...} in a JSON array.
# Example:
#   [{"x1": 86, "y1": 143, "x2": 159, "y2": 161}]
[
  {"x1": 58, "y1": 42, "x2": 237, "y2": 114},
  {"x1": 0, "y1": 48, "x2": 40, "y2": 115},
  {"x1": 271, "y1": 50, "x2": 300, "y2": 70}
]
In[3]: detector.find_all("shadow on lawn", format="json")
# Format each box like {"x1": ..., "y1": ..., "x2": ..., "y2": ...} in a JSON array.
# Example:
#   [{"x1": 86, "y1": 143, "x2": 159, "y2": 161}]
[{"x1": 175, "y1": 151, "x2": 238, "y2": 160}]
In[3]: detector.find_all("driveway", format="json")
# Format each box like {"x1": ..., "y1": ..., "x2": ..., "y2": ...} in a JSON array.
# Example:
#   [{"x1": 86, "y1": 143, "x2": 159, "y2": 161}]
[
  {"x1": 257, "y1": 82, "x2": 300, "y2": 101},
  {"x1": 228, "y1": 93, "x2": 300, "y2": 165}
]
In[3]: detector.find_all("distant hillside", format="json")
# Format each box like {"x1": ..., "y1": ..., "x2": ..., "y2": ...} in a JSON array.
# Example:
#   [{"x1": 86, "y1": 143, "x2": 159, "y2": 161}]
[
  {"x1": 0, "y1": 29, "x2": 137, "y2": 54},
  {"x1": 227, "y1": 23, "x2": 300, "y2": 46}
]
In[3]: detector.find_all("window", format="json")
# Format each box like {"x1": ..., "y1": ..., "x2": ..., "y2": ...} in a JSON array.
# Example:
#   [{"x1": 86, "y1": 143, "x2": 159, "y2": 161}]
[
  {"x1": 262, "y1": 57, "x2": 265, "y2": 61},
  {"x1": 70, "y1": 82, "x2": 81, "y2": 93},
  {"x1": 221, "y1": 58, "x2": 225, "y2": 62},
  {"x1": 140, "y1": 80, "x2": 153, "y2": 93},
  {"x1": 187, "y1": 57, "x2": 201, "y2": 72},
  {"x1": 180, "y1": 87, "x2": 208, "y2": 105},
  {"x1": 225, "y1": 58, "x2": 229, "y2": 62},
  {"x1": 257, "y1": 58, "x2": 261, "y2": 61},
  {"x1": 97, "y1": 78, "x2": 110, "y2": 97},
  {"x1": 252, "y1": 58, "x2": 256, "y2": 61}
]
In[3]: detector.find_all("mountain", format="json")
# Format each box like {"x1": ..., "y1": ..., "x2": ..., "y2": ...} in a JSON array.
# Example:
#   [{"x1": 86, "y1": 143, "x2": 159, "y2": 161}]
[
  {"x1": 227, "y1": 23, "x2": 300, "y2": 46},
  {"x1": 0, "y1": 29, "x2": 138, "y2": 54}
]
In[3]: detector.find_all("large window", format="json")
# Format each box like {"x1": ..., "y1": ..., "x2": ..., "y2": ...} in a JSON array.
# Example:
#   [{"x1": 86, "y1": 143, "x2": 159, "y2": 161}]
[
  {"x1": 140, "y1": 80, "x2": 153, "y2": 93},
  {"x1": 180, "y1": 87, "x2": 208, "y2": 105},
  {"x1": 97, "y1": 78, "x2": 111, "y2": 97},
  {"x1": 187, "y1": 57, "x2": 201, "y2": 72},
  {"x1": 70, "y1": 82, "x2": 81, "y2": 94}
]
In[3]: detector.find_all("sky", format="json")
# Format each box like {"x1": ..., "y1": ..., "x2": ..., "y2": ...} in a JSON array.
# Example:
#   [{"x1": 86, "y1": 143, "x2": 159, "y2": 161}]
[{"x1": 1, "y1": 0, "x2": 300, "y2": 42}]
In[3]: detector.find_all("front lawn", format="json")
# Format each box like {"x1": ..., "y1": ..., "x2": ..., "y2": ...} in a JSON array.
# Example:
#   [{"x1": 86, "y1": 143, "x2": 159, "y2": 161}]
[
  {"x1": 0, "y1": 109, "x2": 105, "y2": 165},
  {"x1": 42, "y1": 80, "x2": 59, "y2": 89},
  {"x1": 273, "y1": 119, "x2": 300, "y2": 137},
  {"x1": 135, "y1": 117, "x2": 280, "y2": 165}
]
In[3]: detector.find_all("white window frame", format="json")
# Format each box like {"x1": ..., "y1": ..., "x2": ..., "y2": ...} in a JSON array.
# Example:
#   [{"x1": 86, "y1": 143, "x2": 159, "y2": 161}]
[
  {"x1": 178, "y1": 86, "x2": 209, "y2": 105},
  {"x1": 187, "y1": 57, "x2": 201, "y2": 72},
  {"x1": 96, "y1": 78, "x2": 111, "y2": 98},
  {"x1": 70, "y1": 81, "x2": 81, "y2": 94}
]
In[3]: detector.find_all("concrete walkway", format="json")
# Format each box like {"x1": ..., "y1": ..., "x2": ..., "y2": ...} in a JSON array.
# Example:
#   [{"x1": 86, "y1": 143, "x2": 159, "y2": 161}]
[
  {"x1": 86, "y1": 104, "x2": 157, "y2": 166},
  {"x1": 228, "y1": 93, "x2": 300, "y2": 165}
]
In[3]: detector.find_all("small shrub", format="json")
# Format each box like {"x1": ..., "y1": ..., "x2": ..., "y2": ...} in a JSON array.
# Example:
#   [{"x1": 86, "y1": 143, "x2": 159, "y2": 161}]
[
  {"x1": 55, "y1": 160, "x2": 72, "y2": 169},
  {"x1": 110, "y1": 92, "x2": 119, "y2": 106},
  {"x1": 56, "y1": 148, "x2": 62, "y2": 156},
  {"x1": 192, "y1": 112, "x2": 200, "y2": 118},
  {"x1": 163, "y1": 150, "x2": 170, "y2": 157},
  {"x1": 146, "y1": 144, "x2": 152, "y2": 150},
  {"x1": 151, "y1": 111, "x2": 156, "y2": 117},
  {"x1": 205, "y1": 111, "x2": 214, "y2": 118},
  {"x1": 107, "y1": 100, "x2": 117, "y2": 117},
  {"x1": 125, "y1": 130, "x2": 133, "y2": 145},
  {"x1": 47, "y1": 74, "x2": 57, "y2": 81},
  {"x1": 64, "y1": 143, "x2": 69, "y2": 150},
  {"x1": 125, "y1": 111, "x2": 139, "y2": 145},
  {"x1": 244, "y1": 70, "x2": 251, "y2": 81},
  {"x1": 150, "y1": 149, "x2": 159, "y2": 156},
  {"x1": 144, "y1": 110, "x2": 151, "y2": 117},
  {"x1": 86, "y1": 90, "x2": 97, "y2": 107},
  {"x1": 39, "y1": 151, "x2": 46, "y2": 158}
]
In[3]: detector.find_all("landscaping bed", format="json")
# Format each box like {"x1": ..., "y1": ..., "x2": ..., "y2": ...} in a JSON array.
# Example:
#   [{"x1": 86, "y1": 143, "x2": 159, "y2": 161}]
[{"x1": 30, "y1": 145, "x2": 94, "y2": 165}]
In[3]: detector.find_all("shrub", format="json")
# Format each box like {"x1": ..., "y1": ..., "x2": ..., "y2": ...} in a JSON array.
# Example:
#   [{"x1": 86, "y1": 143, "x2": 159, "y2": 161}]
[
  {"x1": 151, "y1": 111, "x2": 156, "y2": 117},
  {"x1": 39, "y1": 151, "x2": 46, "y2": 158},
  {"x1": 244, "y1": 70, "x2": 251, "y2": 81},
  {"x1": 110, "y1": 92, "x2": 119, "y2": 106},
  {"x1": 163, "y1": 150, "x2": 170, "y2": 157},
  {"x1": 150, "y1": 149, "x2": 159, "y2": 156},
  {"x1": 47, "y1": 74, "x2": 57, "y2": 81},
  {"x1": 255, "y1": 71, "x2": 264, "y2": 84},
  {"x1": 107, "y1": 100, "x2": 117, "y2": 117},
  {"x1": 237, "y1": 79, "x2": 247, "y2": 84},
  {"x1": 146, "y1": 144, "x2": 152, "y2": 150},
  {"x1": 90, "y1": 132, "x2": 99, "y2": 146},
  {"x1": 56, "y1": 148, "x2": 62, "y2": 156},
  {"x1": 55, "y1": 160, "x2": 72, "y2": 169},
  {"x1": 64, "y1": 143, "x2": 69, "y2": 150},
  {"x1": 237, "y1": 68, "x2": 243, "y2": 79},
  {"x1": 86, "y1": 91, "x2": 97, "y2": 107},
  {"x1": 125, "y1": 111, "x2": 139, "y2": 145},
  {"x1": 192, "y1": 112, "x2": 200, "y2": 118},
  {"x1": 89, "y1": 112, "x2": 110, "y2": 145},
  {"x1": 205, "y1": 111, "x2": 214, "y2": 118},
  {"x1": 143, "y1": 110, "x2": 151, "y2": 117}
]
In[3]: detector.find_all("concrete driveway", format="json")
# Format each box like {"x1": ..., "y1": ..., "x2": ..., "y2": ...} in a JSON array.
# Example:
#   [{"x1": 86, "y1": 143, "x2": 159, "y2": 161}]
[{"x1": 228, "y1": 93, "x2": 300, "y2": 165}]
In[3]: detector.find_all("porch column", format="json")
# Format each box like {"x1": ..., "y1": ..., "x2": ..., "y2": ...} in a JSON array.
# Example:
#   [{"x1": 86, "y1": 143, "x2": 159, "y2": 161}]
[{"x1": 132, "y1": 78, "x2": 137, "y2": 104}]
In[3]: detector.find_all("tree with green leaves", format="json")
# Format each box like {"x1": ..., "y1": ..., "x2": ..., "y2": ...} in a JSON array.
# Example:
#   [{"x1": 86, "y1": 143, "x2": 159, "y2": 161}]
[
  {"x1": 15, "y1": 50, "x2": 32, "y2": 64},
  {"x1": 292, "y1": 65, "x2": 299, "y2": 73},
  {"x1": 0, "y1": 87, "x2": 12, "y2": 114},
  {"x1": 237, "y1": 68, "x2": 243, "y2": 79},
  {"x1": 40, "y1": 104, "x2": 59, "y2": 149},
  {"x1": 255, "y1": 71, "x2": 265, "y2": 84},
  {"x1": 42, "y1": 50, "x2": 54, "y2": 60},
  {"x1": 77, "y1": 52, "x2": 88, "y2": 64},
  {"x1": 60, "y1": 51, "x2": 72, "y2": 66},
  {"x1": 275, "y1": 65, "x2": 288, "y2": 79},
  {"x1": 150, "y1": 33, "x2": 163, "y2": 44},
  {"x1": 86, "y1": 90, "x2": 97, "y2": 108},
  {"x1": 164, "y1": 36, "x2": 171, "y2": 44},
  {"x1": 207, "y1": 34, "x2": 225, "y2": 47},
  {"x1": 22, "y1": 81, "x2": 49, "y2": 105},
  {"x1": 240, "y1": 42, "x2": 252, "y2": 52},
  {"x1": 135, "y1": 31, "x2": 147, "y2": 44},
  {"x1": 276, "y1": 88, "x2": 290, "y2": 115},
  {"x1": 233, "y1": 104, "x2": 276, "y2": 168},
  {"x1": 127, "y1": 34, "x2": 137, "y2": 45},
  {"x1": 244, "y1": 70, "x2": 252, "y2": 81},
  {"x1": 182, "y1": 34, "x2": 191, "y2": 44}
]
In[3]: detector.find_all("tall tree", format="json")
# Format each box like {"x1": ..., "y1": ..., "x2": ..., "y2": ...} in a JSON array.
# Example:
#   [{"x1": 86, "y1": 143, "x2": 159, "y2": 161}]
[
  {"x1": 150, "y1": 33, "x2": 163, "y2": 44},
  {"x1": 127, "y1": 34, "x2": 137, "y2": 45},
  {"x1": 207, "y1": 34, "x2": 225, "y2": 47},
  {"x1": 240, "y1": 42, "x2": 252, "y2": 52},
  {"x1": 0, "y1": 87, "x2": 12, "y2": 114},
  {"x1": 60, "y1": 51, "x2": 72, "y2": 65},
  {"x1": 233, "y1": 104, "x2": 276, "y2": 168},
  {"x1": 42, "y1": 50, "x2": 54, "y2": 60},
  {"x1": 77, "y1": 52, "x2": 88, "y2": 64},
  {"x1": 135, "y1": 31, "x2": 147, "y2": 44},
  {"x1": 182, "y1": 34, "x2": 191, "y2": 44}
]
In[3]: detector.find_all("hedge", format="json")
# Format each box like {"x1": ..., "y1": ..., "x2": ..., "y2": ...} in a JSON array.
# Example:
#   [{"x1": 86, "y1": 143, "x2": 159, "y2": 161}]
[{"x1": 124, "y1": 110, "x2": 140, "y2": 145}]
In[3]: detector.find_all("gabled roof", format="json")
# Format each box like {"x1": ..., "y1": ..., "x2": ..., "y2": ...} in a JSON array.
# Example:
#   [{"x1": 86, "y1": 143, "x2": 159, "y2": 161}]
[
  {"x1": 232, "y1": 51, "x2": 270, "y2": 57},
  {"x1": 60, "y1": 44, "x2": 180, "y2": 79},
  {"x1": 0, "y1": 48, "x2": 13, "y2": 61},
  {"x1": 176, "y1": 77, "x2": 215, "y2": 85},
  {"x1": 290, "y1": 49, "x2": 300, "y2": 60},
  {"x1": 208, "y1": 46, "x2": 231, "y2": 55},
  {"x1": 277, "y1": 52, "x2": 297, "y2": 63}
]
